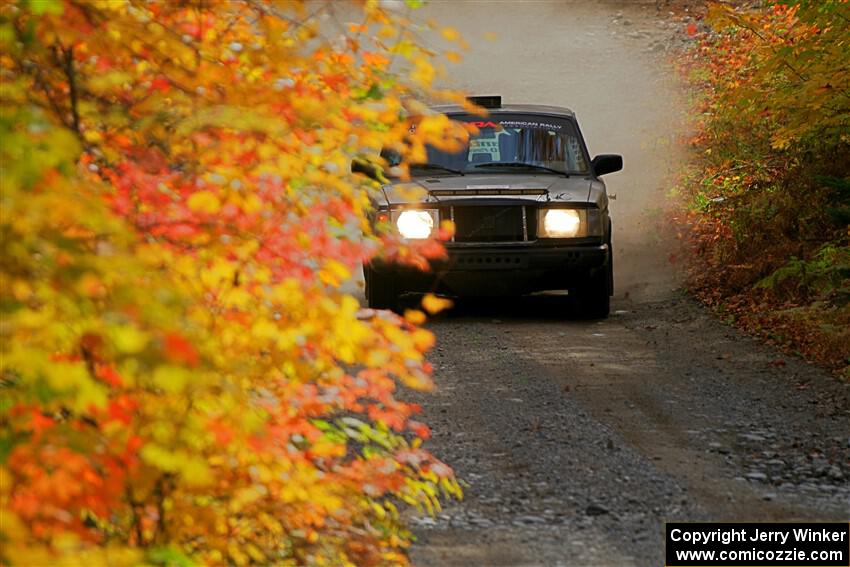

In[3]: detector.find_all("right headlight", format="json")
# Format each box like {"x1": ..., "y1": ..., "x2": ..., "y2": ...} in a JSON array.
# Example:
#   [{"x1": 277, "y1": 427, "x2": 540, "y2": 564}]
[
  {"x1": 392, "y1": 209, "x2": 438, "y2": 239},
  {"x1": 537, "y1": 208, "x2": 602, "y2": 238}
]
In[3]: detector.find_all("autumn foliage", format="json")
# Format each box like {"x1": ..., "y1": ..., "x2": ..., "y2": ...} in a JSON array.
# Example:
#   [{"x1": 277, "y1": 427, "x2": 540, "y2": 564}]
[
  {"x1": 0, "y1": 0, "x2": 471, "y2": 564},
  {"x1": 678, "y1": 1, "x2": 850, "y2": 374}
]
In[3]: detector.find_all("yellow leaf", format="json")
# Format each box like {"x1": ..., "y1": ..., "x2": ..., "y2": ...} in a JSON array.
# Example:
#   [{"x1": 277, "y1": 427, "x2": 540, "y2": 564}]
[
  {"x1": 242, "y1": 193, "x2": 263, "y2": 214},
  {"x1": 221, "y1": 287, "x2": 252, "y2": 309},
  {"x1": 378, "y1": 25, "x2": 397, "y2": 40},
  {"x1": 421, "y1": 293, "x2": 452, "y2": 314},
  {"x1": 392, "y1": 40, "x2": 415, "y2": 58},
  {"x1": 140, "y1": 444, "x2": 212, "y2": 485},
  {"x1": 82, "y1": 130, "x2": 102, "y2": 143},
  {"x1": 251, "y1": 318, "x2": 278, "y2": 341},
  {"x1": 153, "y1": 365, "x2": 193, "y2": 393},
  {"x1": 109, "y1": 325, "x2": 149, "y2": 354},
  {"x1": 412, "y1": 328, "x2": 435, "y2": 351},
  {"x1": 11, "y1": 279, "x2": 32, "y2": 301},
  {"x1": 318, "y1": 260, "x2": 351, "y2": 287},
  {"x1": 404, "y1": 309, "x2": 426, "y2": 325},
  {"x1": 411, "y1": 58, "x2": 435, "y2": 86},
  {"x1": 187, "y1": 191, "x2": 222, "y2": 214},
  {"x1": 371, "y1": 501, "x2": 387, "y2": 519},
  {"x1": 440, "y1": 219, "x2": 455, "y2": 237},
  {"x1": 441, "y1": 27, "x2": 460, "y2": 42}
]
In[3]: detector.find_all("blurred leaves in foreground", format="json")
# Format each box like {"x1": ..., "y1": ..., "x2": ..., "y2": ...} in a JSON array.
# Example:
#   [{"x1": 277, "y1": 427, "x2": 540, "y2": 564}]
[{"x1": 0, "y1": 0, "x2": 470, "y2": 564}]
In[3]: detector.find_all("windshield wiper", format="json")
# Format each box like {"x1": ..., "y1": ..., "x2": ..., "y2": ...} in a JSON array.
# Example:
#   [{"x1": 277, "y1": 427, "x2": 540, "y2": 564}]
[
  {"x1": 410, "y1": 163, "x2": 465, "y2": 175},
  {"x1": 473, "y1": 162, "x2": 567, "y2": 176}
]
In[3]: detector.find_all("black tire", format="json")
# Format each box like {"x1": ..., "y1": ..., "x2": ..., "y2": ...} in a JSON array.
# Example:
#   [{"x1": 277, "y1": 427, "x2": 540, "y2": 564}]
[
  {"x1": 364, "y1": 265, "x2": 399, "y2": 311},
  {"x1": 571, "y1": 253, "x2": 614, "y2": 319},
  {"x1": 573, "y1": 266, "x2": 611, "y2": 319},
  {"x1": 607, "y1": 231, "x2": 615, "y2": 294},
  {"x1": 572, "y1": 223, "x2": 613, "y2": 319}
]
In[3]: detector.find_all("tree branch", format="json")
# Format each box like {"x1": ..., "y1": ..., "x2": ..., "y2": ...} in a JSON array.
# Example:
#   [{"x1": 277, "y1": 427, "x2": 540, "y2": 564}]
[{"x1": 62, "y1": 45, "x2": 82, "y2": 136}]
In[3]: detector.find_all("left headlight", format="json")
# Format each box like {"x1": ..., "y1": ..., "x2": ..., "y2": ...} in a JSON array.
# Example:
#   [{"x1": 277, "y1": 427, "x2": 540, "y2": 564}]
[
  {"x1": 393, "y1": 209, "x2": 438, "y2": 239},
  {"x1": 538, "y1": 208, "x2": 601, "y2": 238}
]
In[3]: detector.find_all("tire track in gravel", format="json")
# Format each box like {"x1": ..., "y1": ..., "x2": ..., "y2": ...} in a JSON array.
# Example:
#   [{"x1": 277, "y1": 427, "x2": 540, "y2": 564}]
[{"x1": 409, "y1": 311, "x2": 698, "y2": 566}]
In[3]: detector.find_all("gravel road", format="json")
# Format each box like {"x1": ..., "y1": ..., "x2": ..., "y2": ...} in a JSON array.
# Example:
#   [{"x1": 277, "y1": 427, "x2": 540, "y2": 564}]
[
  {"x1": 408, "y1": 296, "x2": 850, "y2": 565},
  {"x1": 386, "y1": 1, "x2": 850, "y2": 565}
]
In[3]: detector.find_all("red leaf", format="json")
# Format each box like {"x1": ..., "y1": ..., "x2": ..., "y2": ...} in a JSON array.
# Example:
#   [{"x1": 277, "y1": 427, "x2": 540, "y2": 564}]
[
  {"x1": 164, "y1": 333, "x2": 200, "y2": 366},
  {"x1": 107, "y1": 396, "x2": 137, "y2": 425},
  {"x1": 150, "y1": 76, "x2": 171, "y2": 93},
  {"x1": 408, "y1": 420, "x2": 431, "y2": 440},
  {"x1": 95, "y1": 364, "x2": 123, "y2": 387},
  {"x1": 30, "y1": 409, "x2": 55, "y2": 434}
]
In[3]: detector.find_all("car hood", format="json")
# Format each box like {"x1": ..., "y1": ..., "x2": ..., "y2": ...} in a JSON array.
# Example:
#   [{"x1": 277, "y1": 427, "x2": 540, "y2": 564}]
[{"x1": 380, "y1": 174, "x2": 607, "y2": 208}]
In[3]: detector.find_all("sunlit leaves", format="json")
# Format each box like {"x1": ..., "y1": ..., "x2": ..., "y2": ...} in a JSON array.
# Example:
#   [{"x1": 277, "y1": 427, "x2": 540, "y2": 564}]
[
  {"x1": 1, "y1": 0, "x2": 463, "y2": 565},
  {"x1": 701, "y1": 1, "x2": 850, "y2": 150}
]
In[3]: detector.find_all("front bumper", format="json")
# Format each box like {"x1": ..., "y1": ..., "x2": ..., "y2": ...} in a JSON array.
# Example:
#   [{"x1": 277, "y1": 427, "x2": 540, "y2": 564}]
[{"x1": 368, "y1": 242, "x2": 609, "y2": 296}]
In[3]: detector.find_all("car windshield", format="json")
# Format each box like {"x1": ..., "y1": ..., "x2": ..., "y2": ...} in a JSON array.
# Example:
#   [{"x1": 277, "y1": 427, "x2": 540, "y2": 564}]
[{"x1": 416, "y1": 114, "x2": 589, "y2": 175}]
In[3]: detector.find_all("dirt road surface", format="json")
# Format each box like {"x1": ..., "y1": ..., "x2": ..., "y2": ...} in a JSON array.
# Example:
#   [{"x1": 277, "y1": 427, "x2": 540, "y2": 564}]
[
  {"x1": 377, "y1": 1, "x2": 850, "y2": 565},
  {"x1": 409, "y1": 297, "x2": 849, "y2": 565}
]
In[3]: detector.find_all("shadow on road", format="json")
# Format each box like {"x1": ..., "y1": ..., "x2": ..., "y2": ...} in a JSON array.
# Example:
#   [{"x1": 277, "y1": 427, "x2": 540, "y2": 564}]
[{"x1": 412, "y1": 293, "x2": 623, "y2": 323}]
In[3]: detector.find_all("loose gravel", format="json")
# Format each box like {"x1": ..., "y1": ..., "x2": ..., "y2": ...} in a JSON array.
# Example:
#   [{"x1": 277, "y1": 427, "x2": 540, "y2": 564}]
[{"x1": 408, "y1": 295, "x2": 849, "y2": 566}]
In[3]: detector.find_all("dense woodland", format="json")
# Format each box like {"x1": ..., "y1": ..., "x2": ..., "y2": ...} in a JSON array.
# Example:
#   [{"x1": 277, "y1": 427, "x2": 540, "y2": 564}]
[{"x1": 680, "y1": 0, "x2": 850, "y2": 374}]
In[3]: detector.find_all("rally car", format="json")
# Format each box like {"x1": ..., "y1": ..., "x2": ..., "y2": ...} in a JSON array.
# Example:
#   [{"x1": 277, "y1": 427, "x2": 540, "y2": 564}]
[{"x1": 361, "y1": 96, "x2": 622, "y2": 318}]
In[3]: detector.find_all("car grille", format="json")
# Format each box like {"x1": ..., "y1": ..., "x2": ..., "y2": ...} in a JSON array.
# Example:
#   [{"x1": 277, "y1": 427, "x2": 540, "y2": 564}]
[{"x1": 446, "y1": 205, "x2": 535, "y2": 243}]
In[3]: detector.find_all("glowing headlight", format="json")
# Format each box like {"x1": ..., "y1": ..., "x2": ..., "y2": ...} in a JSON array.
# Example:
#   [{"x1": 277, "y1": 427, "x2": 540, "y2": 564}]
[
  {"x1": 395, "y1": 209, "x2": 437, "y2": 239},
  {"x1": 540, "y1": 209, "x2": 582, "y2": 238}
]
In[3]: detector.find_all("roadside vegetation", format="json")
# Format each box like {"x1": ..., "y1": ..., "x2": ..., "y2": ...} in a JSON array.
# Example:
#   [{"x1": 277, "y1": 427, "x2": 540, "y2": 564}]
[
  {"x1": 678, "y1": 1, "x2": 850, "y2": 376},
  {"x1": 0, "y1": 1, "x2": 468, "y2": 565}
]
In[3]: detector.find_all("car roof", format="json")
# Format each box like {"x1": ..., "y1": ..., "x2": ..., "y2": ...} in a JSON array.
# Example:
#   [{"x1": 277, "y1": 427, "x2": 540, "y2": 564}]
[{"x1": 430, "y1": 103, "x2": 576, "y2": 119}]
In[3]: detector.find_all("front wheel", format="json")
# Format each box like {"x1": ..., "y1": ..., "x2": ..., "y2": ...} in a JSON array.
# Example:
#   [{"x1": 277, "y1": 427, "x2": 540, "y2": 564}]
[
  {"x1": 572, "y1": 261, "x2": 612, "y2": 319},
  {"x1": 364, "y1": 265, "x2": 399, "y2": 311}
]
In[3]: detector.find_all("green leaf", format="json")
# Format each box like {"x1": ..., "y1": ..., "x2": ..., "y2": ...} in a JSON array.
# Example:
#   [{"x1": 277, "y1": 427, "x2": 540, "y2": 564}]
[
  {"x1": 26, "y1": 0, "x2": 63, "y2": 15},
  {"x1": 145, "y1": 547, "x2": 197, "y2": 567},
  {"x1": 0, "y1": 432, "x2": 27, "y2": 464},
  {"x1": 364, "y1": 83, "x2": 383, "y2": 100}
]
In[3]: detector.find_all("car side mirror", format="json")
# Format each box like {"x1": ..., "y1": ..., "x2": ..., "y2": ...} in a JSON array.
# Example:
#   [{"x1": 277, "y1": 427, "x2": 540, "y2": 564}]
[
  {"x1": 351, "y1": 158, "x2": 383, "y2": 181},
  {"x1": 591, "y1": 154, "x2": 623, "y2": 177}
]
